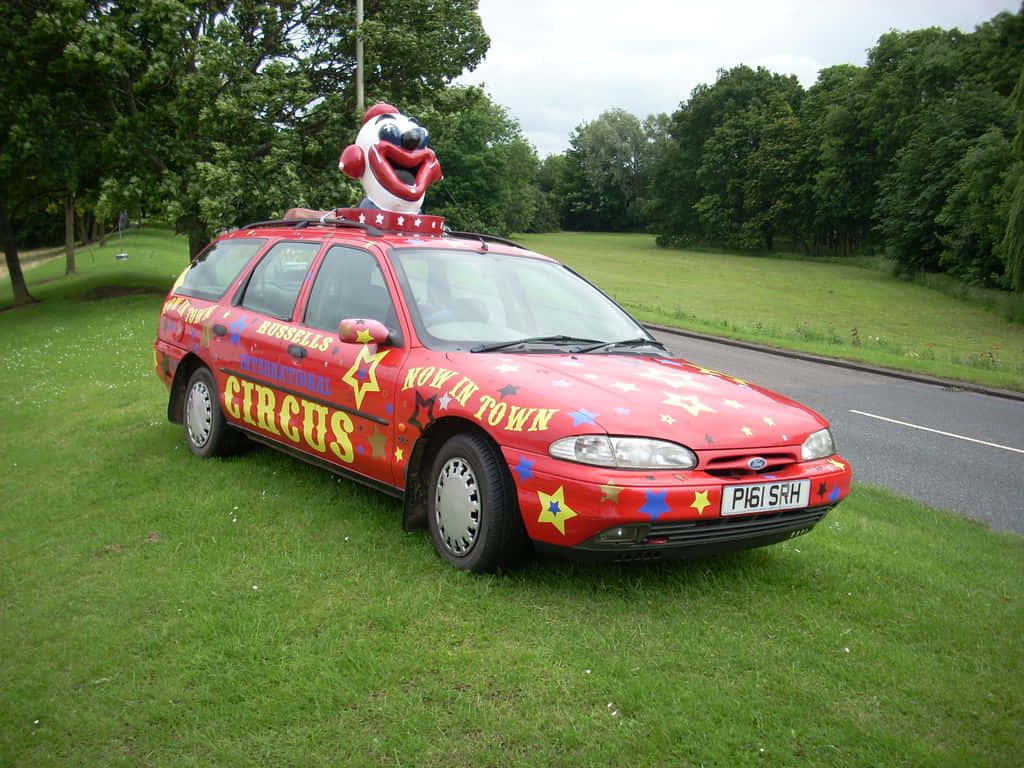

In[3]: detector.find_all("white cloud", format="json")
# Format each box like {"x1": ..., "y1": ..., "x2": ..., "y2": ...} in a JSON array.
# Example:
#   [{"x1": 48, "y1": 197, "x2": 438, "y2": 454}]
[{"x1": 457, "y1": 0, "x2": 1018, "y2": 157}]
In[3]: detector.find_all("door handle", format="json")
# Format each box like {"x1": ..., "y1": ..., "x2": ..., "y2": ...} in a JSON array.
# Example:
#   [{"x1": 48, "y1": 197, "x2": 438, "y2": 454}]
[
  {"x1": 287, "y1": 344, "x2": 307, "y2": 359},
  {"x1": 213, "y1": 324, "x2": 227, "y2": 337}
]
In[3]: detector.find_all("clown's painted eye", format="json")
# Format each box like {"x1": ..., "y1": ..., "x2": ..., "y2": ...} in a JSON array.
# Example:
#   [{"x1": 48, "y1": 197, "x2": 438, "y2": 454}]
[{"x1": 378, "y1": 123, "x2": 401, "y2": 145}]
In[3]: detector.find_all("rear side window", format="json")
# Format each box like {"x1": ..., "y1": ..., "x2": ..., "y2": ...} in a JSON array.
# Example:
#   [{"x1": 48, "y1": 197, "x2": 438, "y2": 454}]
[
  {"x1": 240, "y1": 241, "x2": 321, "y2": 320},
  {"x1": 177, "y1": 238, "x2": 266, "y2": 300}
]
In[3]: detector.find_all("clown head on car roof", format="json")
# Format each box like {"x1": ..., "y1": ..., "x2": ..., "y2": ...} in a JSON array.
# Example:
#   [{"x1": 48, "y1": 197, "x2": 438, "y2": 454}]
[{"x1": 338, "y1": 102, "x2": 443, "y2": 214}]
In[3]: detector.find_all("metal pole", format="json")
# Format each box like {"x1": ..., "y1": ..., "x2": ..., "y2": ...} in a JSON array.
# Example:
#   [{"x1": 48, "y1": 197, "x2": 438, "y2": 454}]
[{"x1": 355, "y1": 0, "x2": 364, "y2": 114}]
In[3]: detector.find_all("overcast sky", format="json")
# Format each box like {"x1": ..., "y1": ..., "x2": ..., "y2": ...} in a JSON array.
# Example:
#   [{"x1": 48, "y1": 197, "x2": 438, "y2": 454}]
[{"x1": 456, "y1": 0, "x2": 1019, "y2": 157}]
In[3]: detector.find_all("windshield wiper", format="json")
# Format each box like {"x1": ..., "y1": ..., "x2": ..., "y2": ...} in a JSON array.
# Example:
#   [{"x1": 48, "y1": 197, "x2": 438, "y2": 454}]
[
  {"x1": 470, "y1": 335, "x2": 604, "y2": 353},
  {"x1": 578, "y1": 337, "x2": 667, "y2": 354}
]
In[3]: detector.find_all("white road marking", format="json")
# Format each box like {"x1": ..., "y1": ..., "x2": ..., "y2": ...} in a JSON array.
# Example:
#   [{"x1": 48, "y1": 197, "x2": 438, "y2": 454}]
[{"x1": 849, "y1": 410, "x2": 1024, "y2": 455}]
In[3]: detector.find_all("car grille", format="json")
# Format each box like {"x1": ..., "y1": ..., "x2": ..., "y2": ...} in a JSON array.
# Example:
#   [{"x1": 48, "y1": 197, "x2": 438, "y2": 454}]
[{"x1": 700, "y1": 450, "x2": 798, "y2": 478}]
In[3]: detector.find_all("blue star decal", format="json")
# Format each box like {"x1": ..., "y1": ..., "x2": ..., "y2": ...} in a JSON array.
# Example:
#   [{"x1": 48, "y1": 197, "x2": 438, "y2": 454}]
[
  {"x1": 569, "y1": 408, "x2": 598, "y2": 426},
  {"x1": 829, "y1": 486, "x2": 841, "y2": 502},
  {"x1": 512, "y1": 457, "x2": 535, "y2": 482},
  {"x1": 548, "y1": 501, "x2": 561, "y2": 515},
  {"x1": 640, "y1": 490, "x2": 670, "y2": 521},
  {"x1": 228, "y1": 319, "x2": 247, "y2": 345}
]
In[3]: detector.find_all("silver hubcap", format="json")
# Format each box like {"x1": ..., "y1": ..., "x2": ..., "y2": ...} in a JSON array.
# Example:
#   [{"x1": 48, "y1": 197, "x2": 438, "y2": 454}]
[
  {"x1": 435, "y1": 457, "x2": 481, "y2": 556},
  {"x1": 186, "y1": 380, "x2": 214, "y2": 448}
]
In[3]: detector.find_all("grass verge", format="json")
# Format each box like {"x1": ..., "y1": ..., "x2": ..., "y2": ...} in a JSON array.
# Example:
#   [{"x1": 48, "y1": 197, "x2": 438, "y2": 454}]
[
  {"x1": 516, "y1": 232, "x2": 1024, "y2": 392},
  {"x1": 0, "y1": 227, "x2": 1021, "y2": 766}
]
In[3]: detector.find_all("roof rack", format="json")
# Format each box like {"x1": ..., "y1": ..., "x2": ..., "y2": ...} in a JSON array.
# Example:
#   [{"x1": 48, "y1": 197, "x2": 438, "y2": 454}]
[
  {"x1": 239, "y1": 217, "x2": 383, "y2": 237},
  {"x1": 445, "y1": 230, "x2": 526, "y2": 250}
]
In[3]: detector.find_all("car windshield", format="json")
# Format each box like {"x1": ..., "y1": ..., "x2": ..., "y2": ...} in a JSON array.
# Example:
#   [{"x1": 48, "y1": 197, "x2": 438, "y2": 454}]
[{"x1": 389, "y1": 247, "x2": 651, "y2": 352}]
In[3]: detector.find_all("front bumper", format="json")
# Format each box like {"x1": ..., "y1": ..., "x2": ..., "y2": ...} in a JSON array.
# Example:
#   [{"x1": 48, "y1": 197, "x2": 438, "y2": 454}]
[
  {"x1": 536, "y1": 504, "x2": 833, "y2": 563},
  {"x1": 503, "y1": 447, "x2": 852, "y2": 558}
]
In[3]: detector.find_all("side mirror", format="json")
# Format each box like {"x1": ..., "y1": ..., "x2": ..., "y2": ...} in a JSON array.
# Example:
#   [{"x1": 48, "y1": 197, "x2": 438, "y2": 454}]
[{"x1": 339, "y1": 317, "x2": 391, "y2": 346}]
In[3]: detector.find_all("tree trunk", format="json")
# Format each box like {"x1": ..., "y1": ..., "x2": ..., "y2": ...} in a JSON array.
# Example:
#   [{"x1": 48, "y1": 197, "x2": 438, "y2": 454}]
[
  {"x1": 64, "y1": 194, "x2": 76, "y2": 275},
  {"x1": 98, "y1": 218, "x2": 107, "y2": 246},
  {"x1": 0, "y1": 198, "x2": 37, "y2": 306},
  {"x1": 77, "y1": 209, "x2": 88, "y2": 246}
]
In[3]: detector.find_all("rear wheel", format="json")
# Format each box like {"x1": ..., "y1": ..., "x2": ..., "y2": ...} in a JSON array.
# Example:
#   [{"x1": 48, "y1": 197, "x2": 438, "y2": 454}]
[
  {"x1": 427, "y1": 432, "x2": 528, "y2": 572},
  {"x1": 184, "y1": 367, "x2": 237, "y2": 457}
]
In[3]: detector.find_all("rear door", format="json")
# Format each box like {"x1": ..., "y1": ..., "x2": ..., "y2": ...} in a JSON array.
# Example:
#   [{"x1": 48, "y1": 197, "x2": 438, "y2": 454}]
[{"x1": 220, "y1": 239, "x2": 327, "y2": 446}]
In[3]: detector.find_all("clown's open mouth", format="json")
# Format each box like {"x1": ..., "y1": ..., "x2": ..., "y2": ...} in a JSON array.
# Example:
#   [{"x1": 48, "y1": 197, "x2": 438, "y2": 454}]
[
  {"x1": 393, "y1": 163, "x2": 417, "y2": 186},
  {"x1": 369, "y1": 143, "x2": 443, "y2": 202}
]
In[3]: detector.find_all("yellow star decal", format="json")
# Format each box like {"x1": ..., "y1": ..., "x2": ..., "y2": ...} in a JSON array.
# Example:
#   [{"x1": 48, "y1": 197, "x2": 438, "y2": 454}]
[
  {"x1": 661, "y1": 413, "x2": 675, "y2": 424},
  {"x1": 763, "y1": 416, "x2": 776, "y2": 427},
  {"x1": 640, "y1": 368, "x2": 710, "y2": 391},
  {"x1": 394, "y1": 446, "x2": 404, "y2": 462},
  {"x1": 690, "y1": 490, "x2": 711, "y2": 516},
  {"x1": 342, "y1": 345, "x2": 389, "y2": 409},
  {"x1": 368, "y1": 428, "x2": 387, "y2": 458},
  {"x1": 355, "y1": 328, "x2": 373, "y2": 343},
  {"x1": 723, "y1": 399, "x2": 744, "y2": 409},
  {"x1": 741, "y1": 426, "x2": 754, "y2": 437},
  {"x1": 600, "y1": 483, "x2": 622, "y2": 503},
  {"x1": 662, "y1": 392, "x2": 716, "y2": 417},
  {"x1": 537, "y1": 486, "x2": 577, "y2": 535},
  {"x1": 827, "y1": 458, "x2": 845, "y2": 470}
]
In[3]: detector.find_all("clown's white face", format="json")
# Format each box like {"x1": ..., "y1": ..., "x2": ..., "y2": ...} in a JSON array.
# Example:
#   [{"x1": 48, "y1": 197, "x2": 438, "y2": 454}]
[{"x1": 352, "y1": 110, "x2": 442, "y2": 213}]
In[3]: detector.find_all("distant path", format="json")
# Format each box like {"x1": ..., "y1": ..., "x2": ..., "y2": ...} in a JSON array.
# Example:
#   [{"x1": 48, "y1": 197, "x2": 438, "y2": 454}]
[
  {"x1": 653, "y1": 329, "x2": 1024, "y2": 534},
  {"x1": 0, "y1": 246, "x2": 64, "y2": 278}
]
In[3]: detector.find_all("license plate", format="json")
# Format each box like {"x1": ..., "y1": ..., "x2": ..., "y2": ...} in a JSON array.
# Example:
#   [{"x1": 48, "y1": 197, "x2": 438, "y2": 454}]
[{"x1": 720, "y1": 480, "x2": 810, "y2": 516}]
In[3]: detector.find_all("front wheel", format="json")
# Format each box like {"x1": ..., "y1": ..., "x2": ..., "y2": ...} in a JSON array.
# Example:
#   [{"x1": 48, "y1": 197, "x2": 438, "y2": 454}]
[
  {"x1": 183, "y1": 367, "x2": 238, "y2": 458},
  {"x1": 427, "y1": 432, "x2": 528, "y2": 572}
]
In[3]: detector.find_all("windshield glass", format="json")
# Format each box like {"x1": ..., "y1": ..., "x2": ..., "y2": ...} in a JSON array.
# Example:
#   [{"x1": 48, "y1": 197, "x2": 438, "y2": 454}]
[{"x1": 389, "y1": 247, "x2": 646, "y2": 351}]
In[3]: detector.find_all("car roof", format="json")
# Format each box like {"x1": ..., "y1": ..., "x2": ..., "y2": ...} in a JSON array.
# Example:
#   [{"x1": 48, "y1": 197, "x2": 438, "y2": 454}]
[{"x1": 220, "y1": 210, "x2": 555, "y2": 263}]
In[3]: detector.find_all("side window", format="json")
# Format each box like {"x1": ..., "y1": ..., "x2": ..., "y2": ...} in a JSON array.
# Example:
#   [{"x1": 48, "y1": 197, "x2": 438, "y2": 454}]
[
  {"x1": 240, "y1": 241, "x2": 320, "y2": 320},
  {"x1": 177, "y1": 238, "x2": 266, "y2": 300},
  {"x1": 304, "y1": 246, "x2": 397, "y2": 332}
]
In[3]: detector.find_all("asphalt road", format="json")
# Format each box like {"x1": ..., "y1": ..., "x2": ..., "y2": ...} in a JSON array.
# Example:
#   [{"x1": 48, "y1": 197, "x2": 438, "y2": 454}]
[{"x1": 650, "y1": 329, "x2": 1024, "y2": 534}]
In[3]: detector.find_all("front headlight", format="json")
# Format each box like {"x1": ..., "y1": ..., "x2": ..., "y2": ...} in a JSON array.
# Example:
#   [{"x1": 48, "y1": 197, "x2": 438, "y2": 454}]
[
  {"x1": 549, "y1": 435, "x2": 697, "y2": 469},
  {"x1": 801, "y1": 428, "x2": 835, "y2": 461}
]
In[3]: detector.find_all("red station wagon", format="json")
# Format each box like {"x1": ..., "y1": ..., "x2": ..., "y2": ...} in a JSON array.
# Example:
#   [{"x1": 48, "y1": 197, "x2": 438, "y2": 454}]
[{"x1": 154, "y1": 209, "x2": 852, "y2": 571}]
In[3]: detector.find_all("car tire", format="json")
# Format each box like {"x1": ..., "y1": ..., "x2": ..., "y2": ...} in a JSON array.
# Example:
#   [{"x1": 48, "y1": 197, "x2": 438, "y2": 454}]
[
  {"x1": 184, "y1": 367, "x2": 237, "y2": 458},
  {"x1": 427, "y1": 432, "x2": 529, "y2": 572}
]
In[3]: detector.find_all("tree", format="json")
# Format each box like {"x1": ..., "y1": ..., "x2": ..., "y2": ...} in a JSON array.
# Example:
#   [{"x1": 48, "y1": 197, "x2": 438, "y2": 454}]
[
  {"x1": 1001, "y1": 71, "x2": 1024, "y2": 291},
  {"x1": 800, "y1": 65, "x2": 875, "y2": 255},
  {"x1": 415, "y1": 86, "x2": 538, "y2": 235},
  {"x1": 76, "y1": 0, "x2": 490, "y2": 257},
  {"x1": 1, "y1": 0, "x2": 103, "y2": 303},
  {"x1": 649, "y1": 65, "x2": 803, "y2": 244},
  {"x1": 694, "y1": 92, "x2": 804, "y2": 250},
  {"x1": 561, "y1": 109, "x2": 654, "y2": 231},
  {"x1": 936, "y1": 128, "x2": 1016, "y2": 285}
]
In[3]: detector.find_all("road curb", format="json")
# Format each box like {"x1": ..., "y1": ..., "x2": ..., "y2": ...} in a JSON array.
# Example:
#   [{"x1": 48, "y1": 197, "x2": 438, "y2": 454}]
[{"x1": 644, "y1": 322, "x2": 1024, "y2": 403}]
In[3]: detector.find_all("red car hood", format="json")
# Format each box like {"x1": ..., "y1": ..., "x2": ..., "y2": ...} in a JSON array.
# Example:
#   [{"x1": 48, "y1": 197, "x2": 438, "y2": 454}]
[{"x1": 443, "y1": 351, "x2": 828, "y2": 453}]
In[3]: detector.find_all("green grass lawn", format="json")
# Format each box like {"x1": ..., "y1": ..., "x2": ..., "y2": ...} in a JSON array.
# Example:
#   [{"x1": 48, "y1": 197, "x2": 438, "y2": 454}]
[
  {"x1": 516, "y1": 232, "x2": 1024, "y2": 392},
  {"x1": 1, "y1": 228, "x2": 1022, "y2": 766}
]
